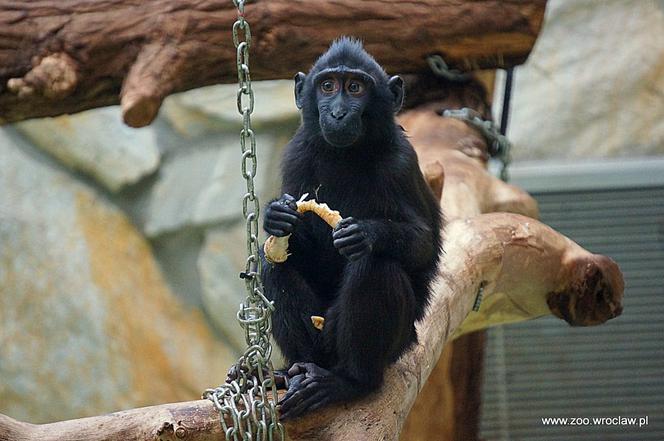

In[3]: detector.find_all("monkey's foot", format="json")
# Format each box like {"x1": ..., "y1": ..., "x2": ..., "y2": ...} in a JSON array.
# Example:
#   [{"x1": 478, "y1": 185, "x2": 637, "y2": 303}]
[{"x1": 278, "y1": 362, "x2": 357, "y2": 420}]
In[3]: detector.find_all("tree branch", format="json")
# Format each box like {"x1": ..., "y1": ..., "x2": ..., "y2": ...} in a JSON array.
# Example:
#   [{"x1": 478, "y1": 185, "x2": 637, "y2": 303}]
[
  {"x1": 0, "y1": 0, "x2": 547, "y2": 126},
  {"x1": 399, "y1": 74, "x2": 534, "y2": 441}
]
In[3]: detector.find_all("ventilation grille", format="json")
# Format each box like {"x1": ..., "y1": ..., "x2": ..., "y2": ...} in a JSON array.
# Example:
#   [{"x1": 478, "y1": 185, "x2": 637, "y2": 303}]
[{"x1": 480, "y1": 186, "x2": 664, "y2": 440}]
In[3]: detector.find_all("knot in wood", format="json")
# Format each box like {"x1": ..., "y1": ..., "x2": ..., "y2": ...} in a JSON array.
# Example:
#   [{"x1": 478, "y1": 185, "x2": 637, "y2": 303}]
[{"x1": 7, "y1": 53, "x2": 78, "y2": 99}]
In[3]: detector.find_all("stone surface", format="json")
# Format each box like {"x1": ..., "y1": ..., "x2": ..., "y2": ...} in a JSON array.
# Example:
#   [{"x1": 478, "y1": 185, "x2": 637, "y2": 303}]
[
  {"x1": 14, "y1": 107, "x2": 160, "y2": 192},
  {"x1": 198, "y1": 224, "x2": 286, "y2": 363},
  {"x1": 0, "y1": 128, "x2": 234, "y2": 423},
  {"x1": 141, "y1": 132, "x2": 289, "y2": 237},
  {"x1": 198, "y1": 224, "x2": 251, "y2": 352},
  {"x1": 162, "y1": 80, "x2": 300, "y2": 138},
  {"x1": 499, "y1": 0, "x2": 664, "y2": 160}
]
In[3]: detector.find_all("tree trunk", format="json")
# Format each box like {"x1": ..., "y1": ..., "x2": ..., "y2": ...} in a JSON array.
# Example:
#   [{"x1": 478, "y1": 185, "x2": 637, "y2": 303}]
[
  {"x1": 400, "y1": 76, "x2": 535, "y2": 440},
  {"x1": 0, "y1": 0, "x2": 547, "y2": 127}
]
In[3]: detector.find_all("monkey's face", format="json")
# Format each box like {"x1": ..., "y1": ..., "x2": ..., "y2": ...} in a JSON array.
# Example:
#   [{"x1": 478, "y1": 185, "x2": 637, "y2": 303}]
[
  {"x1": 294, "y1": 59, "x2": 404, "y2": 150},
  {"x1": 313, "y1": 71, "x2": 372, "y2": 148}
]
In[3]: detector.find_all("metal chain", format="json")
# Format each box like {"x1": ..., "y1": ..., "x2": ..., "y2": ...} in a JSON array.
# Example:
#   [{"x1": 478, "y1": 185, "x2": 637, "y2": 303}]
[
  {"x1": 427, "y1": 55, "x2": 470, "y2": 83},
  {"x1": 442, "y1": 107, "x2": 512, "y2": 181},
  {"x1": 203, "y1": 1, "x2": 284, "y2": 440}
]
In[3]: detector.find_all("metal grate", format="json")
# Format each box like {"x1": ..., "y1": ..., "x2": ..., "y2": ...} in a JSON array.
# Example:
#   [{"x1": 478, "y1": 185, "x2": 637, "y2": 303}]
[{"x1": 480, "y1": 162, "x2": 664, "y2": 440}]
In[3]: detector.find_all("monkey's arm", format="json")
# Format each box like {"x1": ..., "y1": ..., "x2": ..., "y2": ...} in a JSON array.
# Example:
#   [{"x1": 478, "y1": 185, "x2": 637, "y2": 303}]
[
  {"x1": 361, "y1": 217, "x2": 438, "y2": 269},
  {"x1": 332, "y1": 212, "x2": 437, "y2": 269}
]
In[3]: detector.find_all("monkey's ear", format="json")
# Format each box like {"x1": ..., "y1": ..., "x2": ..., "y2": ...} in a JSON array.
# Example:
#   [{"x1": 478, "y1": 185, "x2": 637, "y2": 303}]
[
  {"x1": 294, "y1": 72, "x2": 306, "y2": 109},
  {"x1": 388, "y1": 75, "x2": 404, "y2": 114}
]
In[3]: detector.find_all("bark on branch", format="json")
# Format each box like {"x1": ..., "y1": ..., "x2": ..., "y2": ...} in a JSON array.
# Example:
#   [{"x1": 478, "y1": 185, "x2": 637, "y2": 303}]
[
  {"x1": 399, "y1": 74, "x2": 535, "y2": 441},
  {"x1": 0, "y1": 0, "x2": 546, "y2": 127}
]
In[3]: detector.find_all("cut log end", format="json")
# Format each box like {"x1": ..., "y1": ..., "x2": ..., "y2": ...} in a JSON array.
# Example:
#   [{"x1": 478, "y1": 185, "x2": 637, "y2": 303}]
[
  {"x1": 548, "y1": 253, "x2": 624, "y2": 326},
  {"x1": 120, "y1": 42, "x2": 183, "y2": 128},
  {"x1": 121, "y1": 93, "x2": 162, "y2": 128}
]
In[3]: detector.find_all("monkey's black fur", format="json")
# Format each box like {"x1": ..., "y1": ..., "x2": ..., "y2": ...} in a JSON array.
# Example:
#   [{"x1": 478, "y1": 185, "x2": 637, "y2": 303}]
[{"x1": 261, "y1": 38, "x2": 442, "y2": 419}]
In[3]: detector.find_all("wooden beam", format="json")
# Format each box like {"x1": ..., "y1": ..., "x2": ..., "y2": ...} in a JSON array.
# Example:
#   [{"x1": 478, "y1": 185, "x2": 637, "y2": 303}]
[{"x1": 0, "y1": 0, "x2": 547, "y2": 127}]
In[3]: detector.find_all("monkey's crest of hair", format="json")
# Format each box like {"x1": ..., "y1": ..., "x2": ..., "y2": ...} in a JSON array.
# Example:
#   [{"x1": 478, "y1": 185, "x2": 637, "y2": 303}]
[
  {"x1": 297, "y1": 37, "x2": 400, "y2": 145},
  {"x1": 311, "y1": 37, "x2": 389, "y2": 83}
]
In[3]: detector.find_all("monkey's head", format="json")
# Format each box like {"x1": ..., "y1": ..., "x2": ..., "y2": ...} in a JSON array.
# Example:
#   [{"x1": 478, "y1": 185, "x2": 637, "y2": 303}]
[{"x1": 295, "y1": 37, "x2": 404, "y2": 149}]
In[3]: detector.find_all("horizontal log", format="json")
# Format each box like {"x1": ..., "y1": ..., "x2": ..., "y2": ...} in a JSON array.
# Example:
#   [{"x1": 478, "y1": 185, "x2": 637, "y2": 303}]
[{"x1": 0, "y1": 0, "x2": 546, "y2": 126}]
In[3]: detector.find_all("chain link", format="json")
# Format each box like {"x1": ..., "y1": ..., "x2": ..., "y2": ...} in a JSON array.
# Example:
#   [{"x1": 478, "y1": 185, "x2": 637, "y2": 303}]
[
  {"x1": 203, "y1": 2, "x2": 284, "y2": 439},
  {"x1": 442, "y1": 107, "x2": 512, "y2": 181},
  {"x1": 427, "y1": 55, "x2": 470, "y2": 83}
]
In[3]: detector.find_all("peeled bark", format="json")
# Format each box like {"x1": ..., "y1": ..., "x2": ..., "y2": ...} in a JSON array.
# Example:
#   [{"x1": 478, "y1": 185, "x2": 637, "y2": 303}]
[{"x1": 0, "y1": 0, "x2": 546, "y2": 127}]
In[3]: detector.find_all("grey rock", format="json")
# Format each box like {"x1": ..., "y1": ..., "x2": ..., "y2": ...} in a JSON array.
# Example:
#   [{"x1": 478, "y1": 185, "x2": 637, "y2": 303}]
[
  {"x1": 14, "y1": 107, "x2": 160, "y2": 192},
  {"x1": 162, "y1": 80, "x2": 300, "y2": 138},
  {"x1": 197, "y1": 225, "x2": 286, "y2": 367},
  {"x1": 0, "y1": 127, "x2": 234, "y2": 422},
  {"x1": 498, "y1": 0, "x2": 664, "y2": 160},
  {"x1": 143, "y1": 133, "x2": 288, "y2": 237},
  {"x1": 198, "y1": 224, "x2": 250, "y2": 352}
]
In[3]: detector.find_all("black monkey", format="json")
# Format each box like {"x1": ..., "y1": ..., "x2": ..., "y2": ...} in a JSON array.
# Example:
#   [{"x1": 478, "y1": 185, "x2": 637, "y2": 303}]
[{"x1": 262, "y1": 38, "x2": 442, "y2": 419}]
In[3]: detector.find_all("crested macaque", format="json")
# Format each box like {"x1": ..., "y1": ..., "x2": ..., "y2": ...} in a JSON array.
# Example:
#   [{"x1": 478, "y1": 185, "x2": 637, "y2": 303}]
[{"x1": 261, "y1": 38, "x2": 442, "y2": 419}]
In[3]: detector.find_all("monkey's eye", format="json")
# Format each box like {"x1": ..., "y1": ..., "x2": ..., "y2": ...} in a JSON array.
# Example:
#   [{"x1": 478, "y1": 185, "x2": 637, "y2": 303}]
[
  {"x1": 346, "y1": 80, "x2": 365, "y2": 95},
  {"x1": 320, "y1": 79, "x2": 338, "y2": 94}
]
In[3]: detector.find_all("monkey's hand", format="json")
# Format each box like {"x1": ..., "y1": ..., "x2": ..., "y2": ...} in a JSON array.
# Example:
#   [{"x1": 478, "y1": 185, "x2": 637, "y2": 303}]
[
  {"x1": 332, "y1": 217, "x2": 373, "y2": 261},
  {"x1": 264, "y1": 194, "x2": 303, "y2": 237}
]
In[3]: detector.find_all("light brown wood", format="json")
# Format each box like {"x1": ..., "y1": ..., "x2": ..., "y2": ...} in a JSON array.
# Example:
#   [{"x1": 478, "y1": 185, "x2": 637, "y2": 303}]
[
  {"x1": 0, "y1": 0, "x2": 547, "y2": 127},
  {"x1": 400, "y1": 74, "x2": 505, "y2": 441},
  {"x1": 401, "y1": 330, "x2": 486, "y2": 441},
  {"x1": 0, "y1": 400, "x2": 224, "y2": 441}
]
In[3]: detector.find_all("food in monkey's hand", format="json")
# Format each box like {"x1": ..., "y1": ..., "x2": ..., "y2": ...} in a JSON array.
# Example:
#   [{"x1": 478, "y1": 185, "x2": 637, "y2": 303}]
[{"x1": 264, "y1": 194, "x2": 343, "y2": 263}]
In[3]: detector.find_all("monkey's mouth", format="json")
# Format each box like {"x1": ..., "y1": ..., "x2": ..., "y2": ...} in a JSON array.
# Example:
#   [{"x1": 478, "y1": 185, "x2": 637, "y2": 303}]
[{"x1": 320, "y1": 120, "x2": 362, "y2": 148}]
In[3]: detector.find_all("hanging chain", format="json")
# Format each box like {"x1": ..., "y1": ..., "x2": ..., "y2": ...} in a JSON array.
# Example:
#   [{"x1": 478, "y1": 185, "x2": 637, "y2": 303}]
[
  {"x1": 203, "y1": 2, "x2": 285, "y2": 440},
  {"x1": 442, "y1": 107, "x2": 512, "y2": 181},
  {"x1": 427, "y1": 55, "x2": 470, "y2": 83}
]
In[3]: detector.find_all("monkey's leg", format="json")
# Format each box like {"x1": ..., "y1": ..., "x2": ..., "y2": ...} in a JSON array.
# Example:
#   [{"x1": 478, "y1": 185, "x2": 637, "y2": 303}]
[
  {"x1": 262, "y1": 259, "x2": 325, "y2": 365},
  {"x1": 279, "y1": 258, "x2": 417, "y2": 419}
]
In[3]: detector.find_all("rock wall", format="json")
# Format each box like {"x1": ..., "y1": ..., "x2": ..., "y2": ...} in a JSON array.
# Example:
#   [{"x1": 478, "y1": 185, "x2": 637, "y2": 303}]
[
  {"x1": 499, "y1": 0, "x2": 664, "y2": 160},
  {"x1": 0, "y1": 81, "x2": 299, "y2": 422}
]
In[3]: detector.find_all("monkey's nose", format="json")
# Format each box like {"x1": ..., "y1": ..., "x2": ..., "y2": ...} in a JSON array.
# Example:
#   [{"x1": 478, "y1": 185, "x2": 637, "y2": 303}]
[{"x1": 331, "y1": 108, "x2": 348, "y2": 120}]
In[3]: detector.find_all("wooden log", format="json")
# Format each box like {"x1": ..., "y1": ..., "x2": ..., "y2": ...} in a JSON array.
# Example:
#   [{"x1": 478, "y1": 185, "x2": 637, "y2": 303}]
[
  {"x1": 399, "y1": 74, "x2": 536, "y2": 441},
  {"x1": 0, "y1": 0, "x2": 547, "y2": 127},
  {"x1": 0, "y1": 210, "x2": 624, "y2": 440}
]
